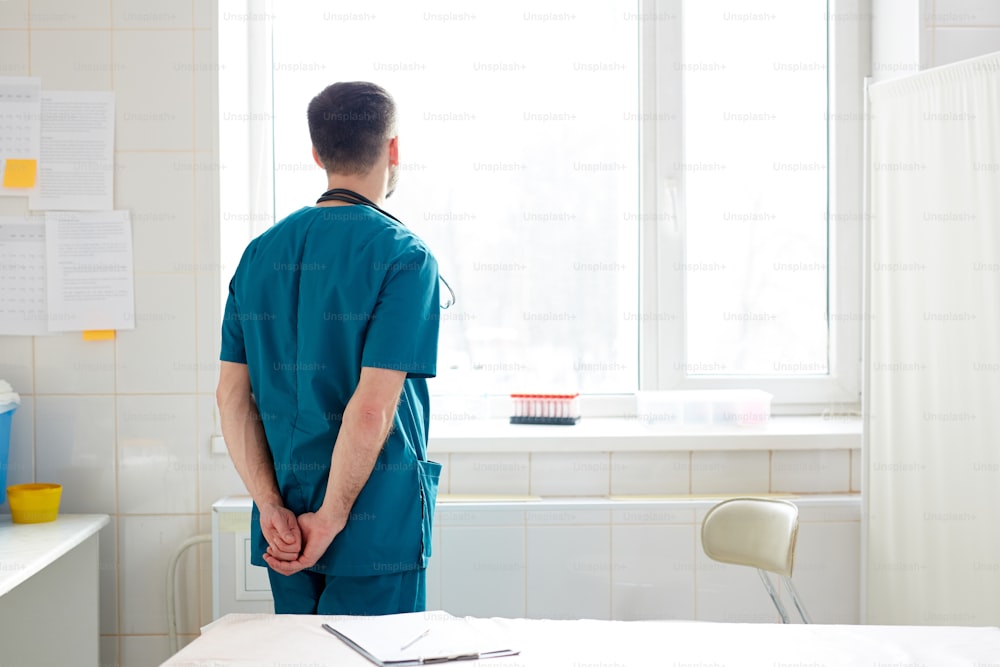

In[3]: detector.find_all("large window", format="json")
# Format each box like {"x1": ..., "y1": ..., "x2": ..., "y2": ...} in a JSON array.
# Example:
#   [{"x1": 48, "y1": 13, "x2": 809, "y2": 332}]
[{"x1": 219, "y1": 0, "x2": 869, "y2": 410}]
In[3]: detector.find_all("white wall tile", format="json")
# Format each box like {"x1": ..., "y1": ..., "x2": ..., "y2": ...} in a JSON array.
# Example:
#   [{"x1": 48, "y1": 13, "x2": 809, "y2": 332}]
[
  {"x1": 851, "y1": 448, "x2": 862, "y2": 492},
  {"x1": 114, "y1": 152, "x2": 196, "y2": 273},
  {"x1": 196, "y1": 514, "x2": 213, "y2": 627},
  {"x1": 440, "y1": 526, "x2": 526, "y2": 618},
  {"x1": 34, "y1": 332, "x2": 116, "y2": 394},
  {"x1": 694, "y1": 538, "x2": 783, "y2": 623},
  {"x1": 933, "y1": 26, "x2": 1000, "y2": 66},
  {"x1": 448, "y1": 452, "x2": 530, "y2": 494},
  {"x1": 610, "y1": 451, "x2": 689, "y2": 495},
  {"x1": 690, "y1": 450, "x2": 770, "y2": 494},
  {"x1": 0, "y1": 30, "x2": 29, "y2": 75},
  {"x1": 437, "y1": 507, "x2": 524, "y2": 528},
  {"x1": 526, "y1": 525, "x2": 611, "y2": 620},
  {"x1": 612, "y1": 525, "x2": 695, "y2": 620},
  {"x1": 196, "y1": 394, "x2": 246, "y2": 512},
  {"x1": 116, "y1": 272, "x2": 197, "y2": 394},
  {"x1": 119, "y1": 515, "x2": 200, "y2": 635},
  {"x1": 0, "y1": 336, "x2": 33, "y2": 394},
  {"x1": 113, "y1": 30, "x2": 194, "y2": 151},
  {"x1": 30, "y1": 30, "x2": 112, "y2": 90},
  {"x1": 797, "y1": 500, "x2": 862, "y2": 523},
  {"x1": 783, "y1": 521, "x2": 861, "y2": 623},
  {"x1": 922, "y1": 23, "x2": 936, "y2": 69},
  {"x1": 0, "y1": 1, "x2": 28, "y2": 29},
  {"x1": 611, "y1": 504, "x2": 696, "y2": 526},
  {"x1": 117, "y1": 394, "x2": 198, "y2": 514},
  {"x1": 35, "y1": 395, "x2": 116, "y2": 513},
  {"x1": 0, "y1": 396, "x2": 34, "y2": 508},
  {"x1": 100, "y1": 635, "x2": 118, "y2": 667},
  {"x1": 426, "y1": 522, "x2": 442, "y2": 611},
  {"x1": 194, "y1": 31, "x2": 219, "y2": 152},
  {"x1": 771, "y1": 450, "x2": 850, "y2": 493},
  {"x1": 29, "y1": 0, "x2": 109, "y2": 28},
  {"x1": 195, "y1": 268, "x2": 222, "y2": 394},
  {"x1": 112, "y1": 0, "x2": 192, "y2": 29},
  {"x1": 0, "y1": 200, "x2": 28, "y2": 219},
  {"x1": 526, "y1": 506, "x2": 610, "y2": 526},
  {"x1": 929, "y1": 0, "x2": 1000, "y2": 26},
  {"x1": 530, "y1": 452, "x2": 610, "y2": 496},
  {"x1": 99, "y1": 520, "x2": 118, "y2": 635},
  {"x1": 435, "y1": 454, "x2": 450, "y2": 495},
  {"x1": 120, "y1": 635, "x2": 172, "y2": 667},
  {"x1": 194, "y1": 156, "x2": 223, "y2": 394},
  {"x1": 194, "y1": 1, "x2": 215, "y2": 30}
]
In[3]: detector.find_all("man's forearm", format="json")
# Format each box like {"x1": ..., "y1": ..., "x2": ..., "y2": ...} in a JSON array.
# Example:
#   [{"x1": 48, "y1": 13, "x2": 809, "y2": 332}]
[
  {"x1": 319, "y1": 401, "x2": 395, "y2": 524},
  {"x1": 218, "y1": 391, "x2": 282, "y2": 508}
]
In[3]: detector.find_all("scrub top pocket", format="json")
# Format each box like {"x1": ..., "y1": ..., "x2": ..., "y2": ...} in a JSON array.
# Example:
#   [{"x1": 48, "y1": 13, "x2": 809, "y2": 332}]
[{"x1": 416, "y1": 459, "x2": 442, "y2": 562}]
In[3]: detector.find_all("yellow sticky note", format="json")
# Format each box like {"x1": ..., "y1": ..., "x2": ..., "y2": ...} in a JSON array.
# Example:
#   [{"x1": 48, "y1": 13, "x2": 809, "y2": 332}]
[
  {"x1": 2, "y1": 159, "x2": 38, "y2": 188},
  {"x1": 82, "y1": 330, "x2": 115, "y2": 341}
]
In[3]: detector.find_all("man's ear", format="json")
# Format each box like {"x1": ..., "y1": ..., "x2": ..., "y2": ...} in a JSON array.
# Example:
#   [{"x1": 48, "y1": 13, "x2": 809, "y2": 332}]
[
  {"x1": 312, "y1": 146, "x2": 325, "y2": 169},
  {"x1": 388, "y1": 136, "x2": 399, "y2": 166}
]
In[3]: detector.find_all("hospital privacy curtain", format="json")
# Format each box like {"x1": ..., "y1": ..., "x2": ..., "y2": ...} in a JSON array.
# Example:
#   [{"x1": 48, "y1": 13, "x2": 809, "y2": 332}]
[{"x1": 865, "y1": 51, "x2": 1000, "y2": 625}]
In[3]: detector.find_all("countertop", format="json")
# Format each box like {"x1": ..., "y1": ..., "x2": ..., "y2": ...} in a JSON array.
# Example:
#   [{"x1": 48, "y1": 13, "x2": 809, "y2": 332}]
[{"x1": 0, "y1": 514, "x2": 109, "y2": 597}]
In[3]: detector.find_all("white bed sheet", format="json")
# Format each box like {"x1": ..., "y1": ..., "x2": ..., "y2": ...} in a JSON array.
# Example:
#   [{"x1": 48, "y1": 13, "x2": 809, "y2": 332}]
[{"x1": 161, "y1": 612, "x2": 1000, "y2": 667}]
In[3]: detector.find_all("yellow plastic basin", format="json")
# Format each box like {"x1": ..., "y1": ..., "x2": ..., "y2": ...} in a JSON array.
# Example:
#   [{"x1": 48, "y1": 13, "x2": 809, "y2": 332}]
[{"x1": 7, "y1": 483, "x2": 62, "y2": 524}]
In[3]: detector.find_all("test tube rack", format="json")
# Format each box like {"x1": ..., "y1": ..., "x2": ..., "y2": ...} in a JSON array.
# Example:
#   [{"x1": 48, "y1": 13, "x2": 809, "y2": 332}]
[{"x1": 509, "y1": 393, "x2": 581, "y2": 425}]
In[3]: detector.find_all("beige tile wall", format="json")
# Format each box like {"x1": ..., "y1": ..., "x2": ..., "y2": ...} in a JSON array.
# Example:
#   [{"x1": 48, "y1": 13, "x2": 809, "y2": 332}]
[
  {"x1": 0, "y1": 2, "x2": 234, "y2": 665},
  {"x1": 925, "y1": 0, "x2": 1000, "y2": 66}
]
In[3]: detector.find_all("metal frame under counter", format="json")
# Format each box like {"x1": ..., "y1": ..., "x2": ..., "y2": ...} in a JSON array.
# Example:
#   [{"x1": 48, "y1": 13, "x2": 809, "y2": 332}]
[{"x1": 0, "y1": 514, "x2": 109, "y2": 667}]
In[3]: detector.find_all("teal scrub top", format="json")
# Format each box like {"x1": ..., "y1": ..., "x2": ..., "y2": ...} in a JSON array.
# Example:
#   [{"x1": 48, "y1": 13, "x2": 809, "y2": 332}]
[{"x1": 220, "y1": 205, "x2": 441, "y2": 577}]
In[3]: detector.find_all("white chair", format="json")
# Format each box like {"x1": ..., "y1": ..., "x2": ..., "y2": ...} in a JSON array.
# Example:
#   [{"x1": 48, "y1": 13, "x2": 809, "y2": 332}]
[{"x1": 700, "y1": 497, "x2": 812, "y2": 623}]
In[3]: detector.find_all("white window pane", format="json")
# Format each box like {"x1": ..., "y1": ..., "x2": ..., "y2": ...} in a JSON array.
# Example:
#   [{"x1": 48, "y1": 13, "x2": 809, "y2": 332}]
[
  {"x1": 269, "y1": 2, "x2": 639, "y2": 394},
  {"x1": 682, "y1": 1, "x2": 829, "y2": 375}
]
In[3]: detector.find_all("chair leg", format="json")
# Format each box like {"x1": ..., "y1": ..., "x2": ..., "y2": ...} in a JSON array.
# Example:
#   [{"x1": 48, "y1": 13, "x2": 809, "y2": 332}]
[
  {"x1": 783, "y1": 576, "x2": 813, "y2": 624},
  {"x1": 757, "y1": 569, "x2": 791, "y2": 623}
]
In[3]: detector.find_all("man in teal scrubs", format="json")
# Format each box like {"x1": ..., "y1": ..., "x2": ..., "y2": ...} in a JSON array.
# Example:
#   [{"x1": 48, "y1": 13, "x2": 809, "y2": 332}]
[{"x1": 216, "y1": 81, "x2": 442, "y2": 615}]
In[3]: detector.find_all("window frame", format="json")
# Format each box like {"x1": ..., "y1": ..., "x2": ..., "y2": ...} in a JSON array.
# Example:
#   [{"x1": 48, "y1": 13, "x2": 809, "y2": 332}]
[
  {"x1": 220, "y1": 0, "x2": 871, "y2": 414},
  {"x1": 639, "y1": 0, "x2": 870, "y2": 412}
]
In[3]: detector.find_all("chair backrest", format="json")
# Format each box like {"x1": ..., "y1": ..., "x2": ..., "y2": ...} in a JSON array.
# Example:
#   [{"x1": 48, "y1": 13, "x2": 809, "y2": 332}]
[{"x1": 701, "y1": 497, "x2": 799, "y2": 577}]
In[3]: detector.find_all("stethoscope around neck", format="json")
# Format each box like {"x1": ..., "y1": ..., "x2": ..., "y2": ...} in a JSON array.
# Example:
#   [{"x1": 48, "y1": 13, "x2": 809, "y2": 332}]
[{"x1": 316, "y1": 188, "x2": 456, "y2": 309}]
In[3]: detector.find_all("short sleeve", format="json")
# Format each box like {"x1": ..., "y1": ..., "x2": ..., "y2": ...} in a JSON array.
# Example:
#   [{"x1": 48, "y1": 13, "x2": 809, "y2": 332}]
[
  {"x1": 361, "y1": 247, "x2": 440, "y2": 378},
  {"x1": 220, "y1": 275, "x2": 248, "y2": 364}
]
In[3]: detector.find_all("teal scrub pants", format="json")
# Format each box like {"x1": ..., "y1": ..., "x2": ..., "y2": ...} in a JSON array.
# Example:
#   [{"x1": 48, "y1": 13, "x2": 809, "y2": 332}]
[{"x1": 267, "y1": 567, "x2": 427, "y2": 615}]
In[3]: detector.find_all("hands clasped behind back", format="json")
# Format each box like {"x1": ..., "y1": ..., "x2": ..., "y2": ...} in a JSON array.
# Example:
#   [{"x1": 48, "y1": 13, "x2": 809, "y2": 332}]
[
  {"x1": 261, "y1": 502, "x2": 347, "y2": 576},
  {"x1": 259, "y1": 502, "x2": 302, "y2": 563}
]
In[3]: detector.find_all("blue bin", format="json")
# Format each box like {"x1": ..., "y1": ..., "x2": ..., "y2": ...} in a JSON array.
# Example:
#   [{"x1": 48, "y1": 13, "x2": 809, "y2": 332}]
[{"x1": 0, "y1": 407, "x2": 14, "y2": 505}]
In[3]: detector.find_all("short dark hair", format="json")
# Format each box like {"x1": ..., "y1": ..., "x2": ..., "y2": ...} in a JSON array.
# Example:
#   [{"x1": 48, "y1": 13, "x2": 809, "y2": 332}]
[{"x1": 307, "y1": 82, "x2": 397, "y2": 175}]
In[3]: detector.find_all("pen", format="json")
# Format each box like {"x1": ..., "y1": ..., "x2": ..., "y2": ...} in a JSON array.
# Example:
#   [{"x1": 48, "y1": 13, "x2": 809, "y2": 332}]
[{"x1": 400, "y1": 628, "x2": 430, "y2": 651}]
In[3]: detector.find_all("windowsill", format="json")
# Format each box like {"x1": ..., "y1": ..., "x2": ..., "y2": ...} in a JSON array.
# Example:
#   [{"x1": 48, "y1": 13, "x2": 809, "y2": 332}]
[{"x1": 428, "y1": 415, "x2": 861, "y2": 454}]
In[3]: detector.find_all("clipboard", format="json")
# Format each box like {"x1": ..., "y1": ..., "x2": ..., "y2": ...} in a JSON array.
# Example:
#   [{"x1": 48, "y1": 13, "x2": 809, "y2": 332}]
[{"x1": 321, "y1": 611, "x2": 519, "y2": 666}]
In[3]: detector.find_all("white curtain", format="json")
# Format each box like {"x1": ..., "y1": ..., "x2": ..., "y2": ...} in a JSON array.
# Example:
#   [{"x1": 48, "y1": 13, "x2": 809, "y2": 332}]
[{"x1": 865, "y1": 52, "x2": 1000, "y2": 625}]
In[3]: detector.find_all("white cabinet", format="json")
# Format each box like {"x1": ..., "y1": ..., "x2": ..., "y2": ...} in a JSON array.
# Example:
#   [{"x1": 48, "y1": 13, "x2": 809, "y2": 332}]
[
  {"x1": 212, "y1": 497, "x2": 272, "y2": 618},
  {"x1": 0, "y1": 514, "x2": 108, "y2": 667}
]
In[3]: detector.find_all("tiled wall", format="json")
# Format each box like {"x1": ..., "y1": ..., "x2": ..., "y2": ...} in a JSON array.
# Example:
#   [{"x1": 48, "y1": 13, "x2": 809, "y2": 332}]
[
  {"x1": 924, "y1": 0, "x2": 1000, "y2": 66},
  {"x1": 0, "y1": 2, "x2": 236, "y2": 666},
  {"x1": 215, "y1": 494, "x2": 862, "y2": 625},
  {"x1": 426, "y1": 498, "x2": 860, "y2": 624},
  {"x1": 436, "y1": 449, "x2": 862, "y2": 496},
  {"x1": 867, "y1": 0, "x2": 1000, "y2": 80}
]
